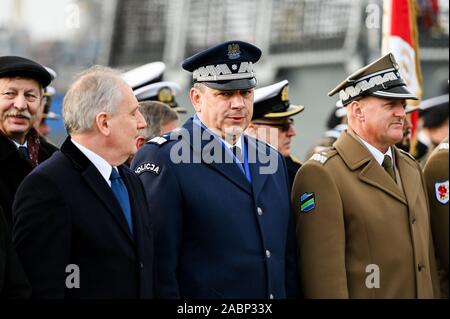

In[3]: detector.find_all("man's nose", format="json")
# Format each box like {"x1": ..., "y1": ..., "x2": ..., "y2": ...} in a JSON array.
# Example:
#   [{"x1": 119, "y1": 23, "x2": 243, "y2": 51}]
[
  {"x1": 230, "y1": 93, "x2": 245, "y2": 109},
  {"x1": 287, "y1": 124, "x2": 296, "y2": 137},
  {"x1": 395, "y1": 105, "x2": 406, "y2": 118},
  {"x1": 136, "y1": 110, "x2": 147, "y2": 129},
  {"x1": 13, "y1": 93, "x2": 27, "y2": 110}
]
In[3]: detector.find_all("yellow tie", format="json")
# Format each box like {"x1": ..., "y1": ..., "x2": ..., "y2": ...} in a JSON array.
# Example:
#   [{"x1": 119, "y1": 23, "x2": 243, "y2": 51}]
[{"x1": 382, "y1": 155, "x2": 396, "y2": 182}]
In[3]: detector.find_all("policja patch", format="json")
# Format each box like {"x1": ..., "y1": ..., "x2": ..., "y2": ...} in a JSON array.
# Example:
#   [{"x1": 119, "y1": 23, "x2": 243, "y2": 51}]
[
  {"x1": 134, "y1": 162, "x2": 161, "y2": 176},
  {"x1": 300, "y1": 192, "x2": 315, "y2": 213},
  {"x1": 435, "y1": 180, "x2": 449, "y2": 205}
]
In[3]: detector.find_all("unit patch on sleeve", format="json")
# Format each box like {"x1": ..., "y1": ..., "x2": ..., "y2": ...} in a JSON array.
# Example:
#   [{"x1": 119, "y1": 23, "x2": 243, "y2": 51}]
[
  {"x1": 134, "y1": 162, "x2": 161, "y2": 175},
  {"x1": 300, "y1": 192, "x2": 315, "y2": 213},
  {"x1": 435, "y1": 180, "x2": 449, "y2": 205}
]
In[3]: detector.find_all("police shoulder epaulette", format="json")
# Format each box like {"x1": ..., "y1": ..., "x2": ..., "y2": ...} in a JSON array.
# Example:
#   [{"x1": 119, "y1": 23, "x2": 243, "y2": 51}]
[
  {"x1": 148, "y1": 135, "x2": 170, "y2": 146},
  {"x1": 438, "y1": 142, "x2": 449, "y2": 151},
  {"x1": 398, "y1": 148, "x2": 416, "y2": 161},
  {"x1": 309, "y1": 148, "x2": 337, "y2": 165}
]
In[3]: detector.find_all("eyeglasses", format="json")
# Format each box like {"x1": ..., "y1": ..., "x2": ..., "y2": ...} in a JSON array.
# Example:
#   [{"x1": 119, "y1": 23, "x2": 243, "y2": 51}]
[{"x1": 253, "y1": 118, "x2": 294, "y2": 132}]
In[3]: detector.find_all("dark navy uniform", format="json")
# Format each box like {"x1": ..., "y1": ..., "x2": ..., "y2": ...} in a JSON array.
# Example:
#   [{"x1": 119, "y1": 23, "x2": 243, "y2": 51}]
[{"x1": 131, "y1": 118, "x2": 298, "y2": 299}]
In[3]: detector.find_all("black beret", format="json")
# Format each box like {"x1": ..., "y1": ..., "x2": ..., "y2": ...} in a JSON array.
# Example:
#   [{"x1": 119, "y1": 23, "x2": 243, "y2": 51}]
[{"x1": 0, "y1": 56, "x2": 52, "y2": 87}]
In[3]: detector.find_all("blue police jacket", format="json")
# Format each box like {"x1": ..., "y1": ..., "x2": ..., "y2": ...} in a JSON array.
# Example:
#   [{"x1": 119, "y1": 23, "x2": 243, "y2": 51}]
[{"x1": 131, "y1": 117, "x2": 299, "y2": 299}]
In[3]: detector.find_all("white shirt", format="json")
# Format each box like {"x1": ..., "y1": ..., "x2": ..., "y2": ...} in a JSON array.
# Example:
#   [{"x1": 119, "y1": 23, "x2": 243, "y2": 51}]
[
  {"x1": 11, "y1": 139, "x2": 28, "y2": 149},
  {"x1": 193, "y1": 114, "x2": 244, "y2": 163},
  {"x1": 222, "y1": 134, "x2": 244, "y2": 162},
  {"x1": 358, "y1": 136, "x2": 394, "y2": 166},
  {"x1": 71, "y1": 139, "x2": 114, "y2": 186}
]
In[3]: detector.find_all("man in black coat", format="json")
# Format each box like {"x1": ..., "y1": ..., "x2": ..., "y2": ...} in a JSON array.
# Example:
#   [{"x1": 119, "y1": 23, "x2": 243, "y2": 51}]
[
  {"x1": 12, "y1": 66, "x2": 154, "y2": 298},
  {"x1": 0, "y1": 56, "x2": 58, "y2": 224},
  {"x1": 0, "y1": 205, "x2": 31, "y2": 298}
]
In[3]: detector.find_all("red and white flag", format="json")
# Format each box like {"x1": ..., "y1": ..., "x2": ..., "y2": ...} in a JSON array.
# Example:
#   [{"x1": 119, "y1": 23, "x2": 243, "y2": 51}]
[{"x1": 382, "y1": 0, "x2": 422, "y2": 150}]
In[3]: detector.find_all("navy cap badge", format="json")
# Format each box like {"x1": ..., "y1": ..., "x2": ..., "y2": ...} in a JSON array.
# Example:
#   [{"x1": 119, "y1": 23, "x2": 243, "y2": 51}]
[
  {"x1": 281, "y1": 86, "x2": 288, "y2": 102},
  {"x1": 158, "y1": 87, "x2": 173, "y2": 103}
]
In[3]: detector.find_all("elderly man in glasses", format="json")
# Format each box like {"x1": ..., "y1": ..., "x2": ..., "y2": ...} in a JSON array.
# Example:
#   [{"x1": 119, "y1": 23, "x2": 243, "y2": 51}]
[{"x1": 246, "y1": 80, "x2": 305, "y2": 188}]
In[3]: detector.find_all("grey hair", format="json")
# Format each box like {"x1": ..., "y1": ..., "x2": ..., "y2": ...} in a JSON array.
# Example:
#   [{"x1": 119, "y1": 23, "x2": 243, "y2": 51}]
[
  {"x1": 63, "y1": 65, "x2": 126, "y2": 134},
  {"x1": 138, "y1": 101, "x2": 179, "y2": 140}
]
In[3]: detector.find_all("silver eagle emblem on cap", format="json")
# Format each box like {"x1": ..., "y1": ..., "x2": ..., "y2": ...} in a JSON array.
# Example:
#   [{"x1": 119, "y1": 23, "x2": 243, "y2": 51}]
[{"x1": 227, "y1": 43, "x2": 241, "y2": 60}]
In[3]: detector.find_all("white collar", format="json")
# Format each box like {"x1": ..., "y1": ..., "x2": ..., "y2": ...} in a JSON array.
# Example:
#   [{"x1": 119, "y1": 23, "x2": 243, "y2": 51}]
[
  {"x1": 71, "y1": 139, "x2": 114, "y2": 186},
  {"x1": 222, "y1": 134, "x2": 243, "y2": 151},
  {"x1": 12, "y1": 139, "x2": 27, "y2": 149},
  {"x1": 193, "y1": 114, "x2": 244, "y2": 156},
  {"x1": 358, "y1": 137, "x2": 394, "y2": 166}
]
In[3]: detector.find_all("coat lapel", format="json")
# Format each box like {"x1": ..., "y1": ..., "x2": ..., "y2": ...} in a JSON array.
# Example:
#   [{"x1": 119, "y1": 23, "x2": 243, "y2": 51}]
[
  {"x1": 335, "y1": 131, "x2": 407, "y2": 205},
  {"x1": 394, "y1": 147, "x2": 420, "y2": 207},
  {"x1": 246, "y1": 136, "x2": 270, "y2": 199},
  {"x1": 182, "y1": 118, "x2": 252, "y2": 195},
  {"x1": 61, "y1": 137, "x2": 135, "y2": 243}
]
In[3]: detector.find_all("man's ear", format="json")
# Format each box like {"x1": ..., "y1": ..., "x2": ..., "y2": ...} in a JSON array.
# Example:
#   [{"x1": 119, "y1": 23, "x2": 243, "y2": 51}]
[
  {"x1": 135, "y1": 136, "x2": 146, "y2": 149},
  {"x1": 349, "y1": 100, "x2": 364, "y2": 122},
  {"x1": 190, "y1": 87, "x2": 202, "y2": 113},
  {"x1": 95, "y1": 112, "x2": 110, "y2": 136}
]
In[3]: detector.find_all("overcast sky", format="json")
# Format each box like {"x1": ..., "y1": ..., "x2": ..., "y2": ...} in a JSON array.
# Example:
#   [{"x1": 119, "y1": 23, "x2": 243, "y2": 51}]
[{"x1": 0, "y1": 0, "x2": 75, "y2": 42}]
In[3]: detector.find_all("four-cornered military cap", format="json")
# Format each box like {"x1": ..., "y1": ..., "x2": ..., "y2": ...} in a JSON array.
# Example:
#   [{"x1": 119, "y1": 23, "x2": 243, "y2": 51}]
[
  {"x1": 182, "y1": 40, "x2": 262, "y2": 90},
  {"x1": 134, "y1": 81, "x2": 187, "y2": 113},
  {"x1": 328, "y1": 53, "x2": 418, "y2": 105},
  {"x1": 0, "y1": 56, "x2": 52, "y2": 87},
  {"x1": 252, "y1": 80, "x2": 304, "y2": 120},
  {"x1": 122, "y1": 61, "x2": 166, "y2": 90}
]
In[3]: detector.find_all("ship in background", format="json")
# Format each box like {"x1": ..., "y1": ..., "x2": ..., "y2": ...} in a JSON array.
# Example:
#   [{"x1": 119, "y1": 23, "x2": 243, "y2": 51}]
[{"x1": 1, "y1": 0, "x2": 448, "y2": 158}]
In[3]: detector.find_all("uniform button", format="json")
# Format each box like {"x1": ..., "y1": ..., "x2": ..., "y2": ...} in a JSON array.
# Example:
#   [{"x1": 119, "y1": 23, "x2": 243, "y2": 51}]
[
  {"x1": 411, "y1": 217, "x2": 416, "y2": 224},
  {"x1": 257, "y1": 207, "x2": 263, "y2": 216},
  {"x1": 269, "y1": 293, "x2": 274, "y2": 299},
  {"x1": 140, "y1": 262, "x2": 144, "y2": 269},
  {"x1": 266, "y1": 250, "x2": 271, "y2": 258},
  {"x1": 417, "y1": 264, "x2": 424, "y2": 272}
]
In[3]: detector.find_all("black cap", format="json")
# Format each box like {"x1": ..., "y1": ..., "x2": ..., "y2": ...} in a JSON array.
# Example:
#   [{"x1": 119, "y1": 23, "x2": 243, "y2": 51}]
[
  {"x1": 133, "y1": 81, "x2": 187, "y2": 114},
  {"x1": 0, "y1": 56, "x2": 52, "y2": 87},
  {"x1": 182, "y1": 40, "x2": 262, "y2": 90},
  {"x1": 420, "y1": 94, "x2": 449, "y2": 128},
  {"x1": 252, "y1": 80, "x2": 304, "y2": 120}
]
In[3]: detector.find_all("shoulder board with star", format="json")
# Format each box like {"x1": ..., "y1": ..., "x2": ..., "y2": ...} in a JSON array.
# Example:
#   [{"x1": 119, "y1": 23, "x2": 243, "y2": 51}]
[
  {"x1": 438, "y1": 142, "x2": 449, "y2": 151},
  {"x1": 308, "y1": 148, "x2": 338, "y2": 165},
  {"x1": 147, "y1": 134, "x2": 170, "y2": 146}
]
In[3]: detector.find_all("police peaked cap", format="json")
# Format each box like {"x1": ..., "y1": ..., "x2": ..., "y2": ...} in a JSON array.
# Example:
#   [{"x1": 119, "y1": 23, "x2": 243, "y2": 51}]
[{"x1": 182, "y1": 40, "x2": 262, "y2": 90}]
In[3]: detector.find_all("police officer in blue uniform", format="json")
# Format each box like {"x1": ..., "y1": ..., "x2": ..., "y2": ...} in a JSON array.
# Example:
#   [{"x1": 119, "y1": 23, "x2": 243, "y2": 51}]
[{"x1": 131, "y1": 40, "x2": 299, "y2": 299}]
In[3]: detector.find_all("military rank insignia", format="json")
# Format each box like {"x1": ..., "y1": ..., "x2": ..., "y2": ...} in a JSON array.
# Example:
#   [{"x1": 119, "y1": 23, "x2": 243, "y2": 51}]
[
  {"x1": 435, "y1": 180, "x2": 449, "y2": 205},
  {"x1": 300, "y1": 192, "x2": 315, "y2": 213}
]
